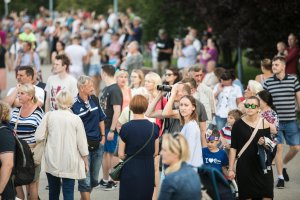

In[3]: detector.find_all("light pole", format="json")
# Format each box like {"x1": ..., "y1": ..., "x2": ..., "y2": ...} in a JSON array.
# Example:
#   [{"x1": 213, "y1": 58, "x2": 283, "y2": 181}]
[
  {"x1": 4, "y1": 0, "x2": 11, "y2": 17},
  {"x1": 113, "y1": 0, "x2": 118, "y2": 14},
  {"x1": 49, "y1": 0, "x2": 53, "y2": 19}
]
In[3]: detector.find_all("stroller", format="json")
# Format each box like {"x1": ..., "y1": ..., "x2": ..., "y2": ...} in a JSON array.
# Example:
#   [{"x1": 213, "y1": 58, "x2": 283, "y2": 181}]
[{"x1": 198, "y1": 165, "x2": 238, "y2": 200}]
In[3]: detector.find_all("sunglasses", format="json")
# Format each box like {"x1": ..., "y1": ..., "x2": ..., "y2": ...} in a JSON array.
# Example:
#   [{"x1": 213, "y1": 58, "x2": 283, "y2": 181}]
[{"x1": 244, "y1": 103, "x2": 258, "y2": 109}]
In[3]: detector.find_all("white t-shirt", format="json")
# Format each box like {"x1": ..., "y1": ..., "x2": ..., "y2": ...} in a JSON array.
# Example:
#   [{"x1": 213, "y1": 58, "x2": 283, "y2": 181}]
[
  {"x1": 181, "y1": 120, "x2": 203, "y2": 167},
  {"x1": 89, "y1": 48, "x2": 101, "y2": 65},
  {"x1": 7, "y1": 85, "x2": 45, "y2": 105},
  {"x1": 65, "y1": 44, "x2": 87, "y2": 76},
  {"x1": 45, "y1": 74, "x2": 78, "y2": 111},
  {"x1": 213, "y1": 83, "x2": 243, "y2": 118}
]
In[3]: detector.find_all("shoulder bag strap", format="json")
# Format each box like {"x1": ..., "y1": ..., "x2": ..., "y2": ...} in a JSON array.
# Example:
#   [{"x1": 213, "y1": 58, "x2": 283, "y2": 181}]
[
  {"x1": 123, "y1": 122, "x2": 155, "y2": 164},
  {"x1": 237, "y1": 117, "x2": 263, "y2": 159},
  {"x1": 13, "y1": 108, "x2": 22, "y2": 133}
]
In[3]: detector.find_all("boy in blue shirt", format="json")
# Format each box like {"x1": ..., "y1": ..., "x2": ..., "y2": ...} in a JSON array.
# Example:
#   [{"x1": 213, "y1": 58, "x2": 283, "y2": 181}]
[{"x1": 202, "y1": 129, "x2": 229, "y2": 176}]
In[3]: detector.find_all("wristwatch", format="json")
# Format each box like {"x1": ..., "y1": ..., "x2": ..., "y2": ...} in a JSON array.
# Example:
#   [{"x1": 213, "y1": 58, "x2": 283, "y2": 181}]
[{"x1": 109, "y1": 129, "x2": 115, "y2": 133}]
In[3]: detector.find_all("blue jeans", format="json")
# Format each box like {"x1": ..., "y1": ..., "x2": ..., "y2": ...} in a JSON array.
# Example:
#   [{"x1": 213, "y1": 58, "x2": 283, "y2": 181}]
[
  {"x1": 215, "y1": 115, "x2": 227, "y2": 131},
  {"x1": 46, "y1": 173, "x2": 75, "y2": 200},
  {"x1": 277, "y1": 120, "x2": 300, "y2": 145},
  {"x1": 78, "y1": 144, "x2": 104, "y2": 192}
]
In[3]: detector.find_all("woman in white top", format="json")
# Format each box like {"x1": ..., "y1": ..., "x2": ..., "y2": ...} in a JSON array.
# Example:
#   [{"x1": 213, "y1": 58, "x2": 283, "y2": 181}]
[
  {"x1": 179, "y1": 95, "x2": 203, "y2": 167},
  {"x1": 130, "y1": 69, "x2": 147, "y2": 97},
  {"x1": 35, "y1": 91, "x2": 88, "y2": 200},
  {"x1": 88, "y1": 39, "x2": 101, "y2": 95}
]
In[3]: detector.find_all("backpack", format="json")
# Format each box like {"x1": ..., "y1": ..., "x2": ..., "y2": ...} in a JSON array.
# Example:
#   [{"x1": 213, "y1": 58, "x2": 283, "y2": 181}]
[
  {"x1": 198, "y1": 165, "x2": 234, "y2": 200},
  {"x1": 12, "y1": 132, "x2": 35, "y2": 186}
]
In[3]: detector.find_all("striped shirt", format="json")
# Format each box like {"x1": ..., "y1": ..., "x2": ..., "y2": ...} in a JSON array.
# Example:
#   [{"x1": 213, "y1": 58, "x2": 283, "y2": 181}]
[
  {"x1": 220, "y1": 126, "x2": 232, "y2": 145},
  {"x1": 263, "y1": 75, "x2": 300, "y2": 121},
  {"x1": 10, "y1": 107, "x2": 44, "y2": 145}
]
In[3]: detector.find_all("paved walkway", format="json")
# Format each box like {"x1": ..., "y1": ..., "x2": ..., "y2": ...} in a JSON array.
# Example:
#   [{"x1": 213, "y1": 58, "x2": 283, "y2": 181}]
[{"x1": 2, "y1": 66, "x2": 300, "y2": 199}]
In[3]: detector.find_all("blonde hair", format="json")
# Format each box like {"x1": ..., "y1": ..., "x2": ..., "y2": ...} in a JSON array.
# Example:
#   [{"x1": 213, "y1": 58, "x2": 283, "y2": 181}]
[
  {"x1": 145, "y1": 72, "x2": 162, "y2": 89},
  {"x1": 115, "y1": 70, "x2": 129, "y2": 88},
  {"x1": 248, "y1": 80, "x2": 263, "y2": 95},
  {"x1": 0, "y1": 101, "x2": 11, "y2": 122},
  {"x1": 130, "y1": 69, "x2": 145, "y2": 88},
  {"x1": 19, "y1": 84, "x2": 38, "y2": 104},
  {"x1": 162, "y1": 133, "x2": 190, "y2": 174},
  {"x1": 56, "y1": 90, "x2": 74, "y2": 110}
]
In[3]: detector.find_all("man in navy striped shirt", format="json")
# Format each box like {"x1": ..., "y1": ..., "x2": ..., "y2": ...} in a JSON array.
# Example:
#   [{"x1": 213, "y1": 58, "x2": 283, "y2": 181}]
[{"x1": 263, "y1": 56, "x2": 300, "y2": 189}]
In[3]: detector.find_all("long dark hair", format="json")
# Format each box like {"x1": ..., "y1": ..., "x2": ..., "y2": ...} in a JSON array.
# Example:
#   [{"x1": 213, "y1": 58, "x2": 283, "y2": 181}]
[
  {"x1": 257, "y1": 90, "x2": 277, "y2": 112},
  {"x1": 179, "y1": 95, "x2": 198, "y2": 125}
]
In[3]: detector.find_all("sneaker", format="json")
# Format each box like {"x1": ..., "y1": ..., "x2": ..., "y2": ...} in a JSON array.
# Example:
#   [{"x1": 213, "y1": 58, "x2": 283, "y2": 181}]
[
  {"x1": 109, "y1": 180, "x2": 118, "y2": 188},
  {"x1": 276, "y1": 179, "x2": 285, "y2": 189},
  {"x1": 283, "y1": 168, "x2": 290, "y2": 182},
  {"x1": 98, "y1": 179, "x2": 109, "y2": 188},
  {"x1": 102, "y1": 181, "x2": 115, "y2": 191}
]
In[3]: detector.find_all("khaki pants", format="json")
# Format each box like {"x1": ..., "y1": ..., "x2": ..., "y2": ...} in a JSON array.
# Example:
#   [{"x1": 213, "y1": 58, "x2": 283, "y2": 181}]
[{"x1": 158, "y1": 61, "x2": 170, "y2": 76}]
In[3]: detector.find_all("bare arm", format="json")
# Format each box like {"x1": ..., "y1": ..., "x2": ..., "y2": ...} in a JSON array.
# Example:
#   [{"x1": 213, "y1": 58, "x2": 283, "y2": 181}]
[
  {"x1": 100, "y1": 121, "x2": 105, "y2": 145},
  {"x1": 296, "y1": 91, "x2": 300, "y2": 109},
  {"x1": 154, "y1": 138, "x2": 159, "y2": 156},
  {"x1": 228, "y1": 148, "x2": 237, "y2": 180},
  {"x1": 162, "y1": 85, "x2": 180, "y2": 119},
  {"x1": 0, "y1": 153, "x2": 14, "y2": 194},
  {"x1": 199, "y1": 122, "x2": 207, "y2": 147},
  {"x1": 145, "y1": 91, "x2": 164, "y2": 119},
  {"x1": 107, "y1": 105, "x2": 121, "y2": 141},
  {"x1": 118, "y1": 137, "x2": 126, "y2": 160},
  {"x1": 3, "y1": 87, "x2": 18, "y2": 106}
]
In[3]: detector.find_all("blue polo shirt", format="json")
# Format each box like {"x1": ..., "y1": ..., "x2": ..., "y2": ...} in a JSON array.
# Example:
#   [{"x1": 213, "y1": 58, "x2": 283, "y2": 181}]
[{"x1": 71, "y1": 95, "x2": 106, "y2": 141}]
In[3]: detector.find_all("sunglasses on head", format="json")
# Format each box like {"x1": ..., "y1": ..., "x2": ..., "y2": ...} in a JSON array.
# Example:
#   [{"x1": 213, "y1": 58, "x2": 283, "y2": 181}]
[
  {"x1": 244, "y1": 103, "x2": 258, "y2": 109},
  {"x1": 207, "y1": 135, "x2": 220, "y2": 142}
]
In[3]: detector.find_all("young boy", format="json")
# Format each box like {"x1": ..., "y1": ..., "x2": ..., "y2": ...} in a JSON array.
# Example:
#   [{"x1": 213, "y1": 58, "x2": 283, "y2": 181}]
[
  {"x1": 202, "y1": 129, "x2": 229, "y2": 176},
  {"x1": 220, "y1": 109, "x2": 243, "y2": 150}
]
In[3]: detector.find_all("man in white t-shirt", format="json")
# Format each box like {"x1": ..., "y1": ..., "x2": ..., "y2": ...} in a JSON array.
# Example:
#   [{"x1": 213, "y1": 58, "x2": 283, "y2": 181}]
[
  {"x1": 45, "y1": 54, "x2": 78, "y2": 112},
  {"x1": 4, "y1": 66, "x2": 45, "y2": 108},
  {"x1": 65, "y1": 35, "x2": 88, "y2": 78}
]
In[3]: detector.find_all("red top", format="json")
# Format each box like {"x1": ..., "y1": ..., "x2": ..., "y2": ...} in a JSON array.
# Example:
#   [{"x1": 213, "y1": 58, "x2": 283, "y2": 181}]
[{"x1": 285, "y1": 46, "x2": 299, "y2": 75}]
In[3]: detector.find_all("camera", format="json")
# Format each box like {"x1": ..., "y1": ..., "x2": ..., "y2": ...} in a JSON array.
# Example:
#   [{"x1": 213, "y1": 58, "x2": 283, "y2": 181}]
[{"x1": 157, "y1": 85, "x2": 172, "y2": 92}]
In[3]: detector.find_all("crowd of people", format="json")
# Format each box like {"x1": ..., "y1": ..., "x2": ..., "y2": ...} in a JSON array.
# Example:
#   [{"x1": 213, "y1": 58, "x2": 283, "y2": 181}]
[{"x1": 0, "y1": 6, "x2": 300, "y2": 200}]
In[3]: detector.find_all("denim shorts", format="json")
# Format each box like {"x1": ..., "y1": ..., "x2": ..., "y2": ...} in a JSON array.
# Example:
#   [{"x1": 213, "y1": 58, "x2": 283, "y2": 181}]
[
  {"x1": 104, "y1": 129, "x2": 118, "y2": 153},
  {"x1": 88, "y1": 64, "x2": 101, "y2": 76},
  {"x1": 78, "y1": 144, "x2": 104, "y2": 192},
  {"x1": 277, "y1": 120, "x2": 300, "y2": 145}
]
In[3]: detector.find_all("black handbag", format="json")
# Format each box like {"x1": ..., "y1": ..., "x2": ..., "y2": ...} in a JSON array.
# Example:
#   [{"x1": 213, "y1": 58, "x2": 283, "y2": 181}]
[
  {"x1": 109, "y1": 123, "x2": 155, "y2": 181},
  {"x1": 87, "y1": 139, "x2": 100, "y2": 151}
]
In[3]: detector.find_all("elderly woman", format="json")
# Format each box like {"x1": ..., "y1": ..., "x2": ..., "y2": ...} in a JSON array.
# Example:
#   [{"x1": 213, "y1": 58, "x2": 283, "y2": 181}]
[
  {"x1": 238, "y1": 80, "x2": 264, "y2": 113},
  {"x1": 228, "y1": 96, "x2": 273, "y2": 199},
  {"x1": 35, "y1": 90, "x2": 89, "y2": 200},
  {"x1": 118, "y1": 95, "x2": 159, "y2": 200},
  {"x1": 9, "y1": 83, "x2": 44, "y2": 200},
  {"x1": 158, "y1": 133, "x2": 201, "y2": 200}
]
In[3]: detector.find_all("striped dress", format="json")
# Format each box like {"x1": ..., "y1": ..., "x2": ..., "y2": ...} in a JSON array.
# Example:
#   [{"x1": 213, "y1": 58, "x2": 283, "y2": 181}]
[{"x1": 10, "y1": 107, "x2": 44, "y2": 145}]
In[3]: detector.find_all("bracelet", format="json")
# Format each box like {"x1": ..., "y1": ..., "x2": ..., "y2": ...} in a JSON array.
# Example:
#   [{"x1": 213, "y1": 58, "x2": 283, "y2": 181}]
[
  {"x1": 101, "y1": 134, "x2": 105, "y2": 136},
  {"x1": 109, "y1": 129, "x2": 115, "y2": 133}
]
